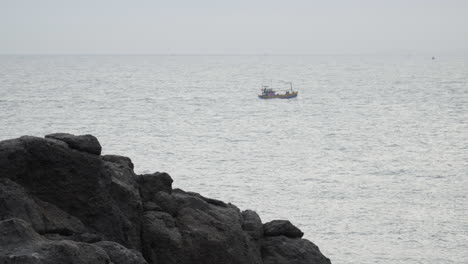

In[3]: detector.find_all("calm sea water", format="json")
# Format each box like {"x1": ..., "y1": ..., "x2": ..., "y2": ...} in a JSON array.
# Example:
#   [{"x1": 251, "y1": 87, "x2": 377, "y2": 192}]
[{"x1": 0, "y1": 54, "x2": 467, "y2": 264}]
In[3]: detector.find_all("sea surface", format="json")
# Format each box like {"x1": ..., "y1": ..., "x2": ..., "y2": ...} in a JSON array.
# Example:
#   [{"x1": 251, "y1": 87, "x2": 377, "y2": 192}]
[{"x1": 0, "y1": 54, "x2": 467, "y2": 264}]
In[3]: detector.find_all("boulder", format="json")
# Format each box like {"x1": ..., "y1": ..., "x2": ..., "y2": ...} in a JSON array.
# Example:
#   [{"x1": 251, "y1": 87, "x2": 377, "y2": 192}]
[
  {"x1": 95, "y1": 241, "x2": 148, "y2": 264},
  {"x1": 175, "y1": 207, "x2": 262, "y2": 264},
  {"x1": 103, "y1": 158, "x2": 143, "y2": 250},
  {"x1": 0, "y1": 136, "x2": 141, "y2": 249},
  {"x1": 75, "y1": 232, "x2": 103, "y2": 243},
  {"x1": 0, "y1": 218, "x2": 43, "y2": 248},
  {"x1": 264, "y1": 220, "x2": 304, "y2": 238},
  {"x1": 152, "y1": 191, "x2": 178, "y2": 216},
  {"x1": 143, "y1": 201, "x2": 162, "y2": 211},
  {"x1": 45, "y1": 133, "x2": 102, "y2": 155},
  {"x1": 141, "y1": 211, "x2": 183, "y2": 264},
  {"x1": 173, "y1": 190, "x2": 263, "y2": 264},
  {"x1": 242, "y1": 210, "x2": 264, "y2": 240},
  {"x1": 102, "y1": 154, "x2": 134, "y2": 170},
  {"x1": 137, "y1": 172, "x2": 173, "y2": 202},
  {"x1": 261, "y1": 236, "x2": 331, "y2": 264},
  {"x1": 0, "y1": 178, "x2": 86, "y2": 236},
  {"x1": 0, "y1": 218, "x2": 110, "y2": 264},
  {"x1": 140, "y1": 189, "x2": 263, "y2": 264},
  {"x1": 172, "y1": 189, "x2": 210, "y2": 211}
]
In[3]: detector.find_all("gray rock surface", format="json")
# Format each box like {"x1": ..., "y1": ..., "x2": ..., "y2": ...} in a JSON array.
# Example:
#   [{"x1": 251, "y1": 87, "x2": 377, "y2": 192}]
[{"x1": 0, "y1": 133, "x2": 332, "y2": 264}]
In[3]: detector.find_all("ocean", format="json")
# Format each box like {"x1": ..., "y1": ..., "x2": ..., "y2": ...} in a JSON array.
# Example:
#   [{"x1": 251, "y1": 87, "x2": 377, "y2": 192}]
[{"x1": 0, "y1": 54, "x2": 467, "y2": 264}]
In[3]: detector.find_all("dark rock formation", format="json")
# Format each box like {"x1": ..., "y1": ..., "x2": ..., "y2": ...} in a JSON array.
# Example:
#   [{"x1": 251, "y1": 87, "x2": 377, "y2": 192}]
[
  {"x1": 95, "y1": 241, "x2": 148, "y2": 264},
  {"x1": 0, "y1": 135, "x2": 141, "y2": 250},
  {"x1": 45, "y1": 133, "x2": 102, "y2": 155},
  {"x1": 0, "y1": 218, "x2": 110, "y2": 264},
  {"x1": 169, "y1": 189, "x2": 262, "y2": 264},
  {"x1": 262, "y1": 236, "x2": 331, "y2": 264},
  {"x1": 0, "y1": 133, "x2": 331, "y2": 264},
  {"x1": 242, "y1": 210, "x2": 264, "y2": 240},
  {"x1": 138, "y1": 172, "x2": 173, "y2": 200},
  {"x1": 0, "y1": 178, "x2": 86, "y2": 236},
  {"x1": 141, "y1": 211, "x2": 183, "y2": 264},
  {"x1": 264, "y1": 220, "x2": 304, "y2": 238},
  {"x1": 102, "y1": 154, "x2": 134, "y2": 169}
]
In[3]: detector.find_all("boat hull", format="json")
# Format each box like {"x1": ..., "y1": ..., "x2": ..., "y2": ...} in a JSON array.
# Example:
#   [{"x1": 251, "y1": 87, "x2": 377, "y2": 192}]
[{"x1": 258, "y1": 92, "x2": 298, "y2": 99}]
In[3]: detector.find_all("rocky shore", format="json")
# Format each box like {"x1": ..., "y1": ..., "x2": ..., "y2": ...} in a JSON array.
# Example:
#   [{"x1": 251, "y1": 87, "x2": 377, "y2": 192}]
[{"x1": 0, "y1": 133, "x2": 331, "y2": 264}]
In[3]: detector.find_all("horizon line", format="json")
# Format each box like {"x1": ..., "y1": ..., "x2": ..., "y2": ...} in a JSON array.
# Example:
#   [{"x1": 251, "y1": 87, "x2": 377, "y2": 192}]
[{"x1": 1, "y1": 51, "x2": 465, "y2": 56}]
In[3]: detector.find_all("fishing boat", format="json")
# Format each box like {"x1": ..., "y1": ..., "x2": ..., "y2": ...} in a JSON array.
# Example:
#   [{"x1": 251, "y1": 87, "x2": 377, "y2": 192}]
[{"x1": 258, "y1": 82, "x2": 298, "y2": 99}]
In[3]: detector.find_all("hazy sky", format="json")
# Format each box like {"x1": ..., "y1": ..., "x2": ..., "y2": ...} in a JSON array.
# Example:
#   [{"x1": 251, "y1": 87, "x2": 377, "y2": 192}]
[{"x1": 1, "y1": 0, "x2": 467, "y2": 54}]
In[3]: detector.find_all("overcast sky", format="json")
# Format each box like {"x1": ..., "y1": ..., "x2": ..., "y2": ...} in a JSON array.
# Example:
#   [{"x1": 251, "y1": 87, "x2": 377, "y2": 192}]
[{"x1": 1, "y1": 0, "x2": 467, "y2": 54}]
